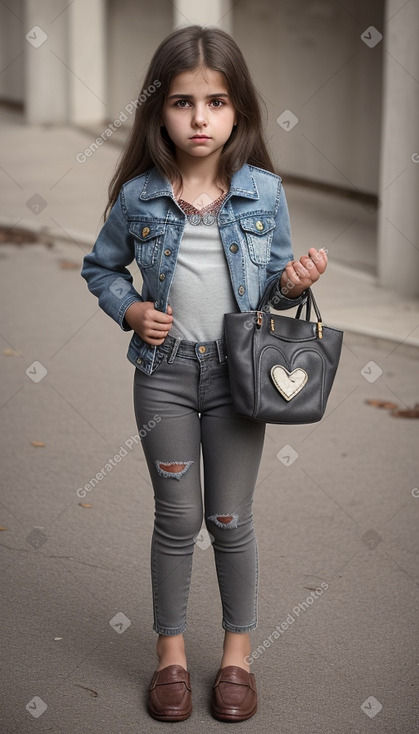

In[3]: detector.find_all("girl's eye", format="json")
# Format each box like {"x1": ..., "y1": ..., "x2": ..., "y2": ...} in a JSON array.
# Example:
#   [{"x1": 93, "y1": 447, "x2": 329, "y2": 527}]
[{"x1": 173, "y1": 98, "x2": 226, "y2": 109}]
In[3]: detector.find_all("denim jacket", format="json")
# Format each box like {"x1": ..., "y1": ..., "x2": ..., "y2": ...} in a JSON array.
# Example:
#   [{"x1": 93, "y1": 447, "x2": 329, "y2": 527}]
[{"x1": 81, "y1": 163, "x2": 304, "y2": 375}]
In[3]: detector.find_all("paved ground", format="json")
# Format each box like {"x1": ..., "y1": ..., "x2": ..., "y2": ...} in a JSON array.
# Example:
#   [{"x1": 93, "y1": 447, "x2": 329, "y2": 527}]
[{"x1": 0, "y1": 116, "x2": 418, "y2": 733}]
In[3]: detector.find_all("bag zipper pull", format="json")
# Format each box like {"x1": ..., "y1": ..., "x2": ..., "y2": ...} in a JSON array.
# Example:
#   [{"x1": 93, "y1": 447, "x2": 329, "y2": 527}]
[
  {"x1": 256, "y1": 311, "x2": 263, "y2": 328},
  {"x1": 317, "y1": 321, "x2": 323, "y2": 339}
]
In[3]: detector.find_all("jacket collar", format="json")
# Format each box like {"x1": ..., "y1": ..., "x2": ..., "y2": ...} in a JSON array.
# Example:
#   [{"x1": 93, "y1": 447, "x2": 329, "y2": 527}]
[{"x1": 139, "y1": 164, "x2": 260, "y2": 201}]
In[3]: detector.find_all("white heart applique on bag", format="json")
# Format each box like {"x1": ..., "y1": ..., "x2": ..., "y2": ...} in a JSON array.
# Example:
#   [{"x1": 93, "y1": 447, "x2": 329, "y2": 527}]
[{"x1": 270, "y1": 365, "x2": 308, "y2": 401}]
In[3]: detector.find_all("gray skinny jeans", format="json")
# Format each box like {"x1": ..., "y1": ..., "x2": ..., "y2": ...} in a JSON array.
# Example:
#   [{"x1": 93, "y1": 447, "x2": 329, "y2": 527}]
[{"x1": 133, "y1": 336, "x2": 266, "y2": 636}]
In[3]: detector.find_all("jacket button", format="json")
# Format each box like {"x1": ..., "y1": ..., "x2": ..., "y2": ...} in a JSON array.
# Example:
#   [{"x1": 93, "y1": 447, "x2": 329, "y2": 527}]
[
  {"x1": 255, "y1": 220, "x2": 264, "y2": 231},
  {"x1": 164, "y1": 248, "x2": 171, "y2": 256},
  {"x1": 238, "y1": 285, "x2": 245, "y2": 296},
  {"x1": 136, "y1": 358, "x2": 143, "y2": 365},
  {"x1": 229, "y1": 243, "x2": 239, "y2": 253},
  {"x1": 159, "y1": 273, "x2": 165, "y2": 281},
  {"x1": 142, "y1": 226, "x2": 150, "y2": 237}
]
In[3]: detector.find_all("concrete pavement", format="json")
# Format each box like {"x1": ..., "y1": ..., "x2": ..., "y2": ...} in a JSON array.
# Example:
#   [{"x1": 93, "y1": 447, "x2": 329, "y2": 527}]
[{"x1": 1, "y1": 116, "x2": 418, "y2": 733}]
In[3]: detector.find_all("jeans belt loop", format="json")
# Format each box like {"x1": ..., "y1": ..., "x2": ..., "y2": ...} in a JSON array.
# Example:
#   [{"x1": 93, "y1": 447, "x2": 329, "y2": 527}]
[
  {"x1": 167, "y1": 336, "x2": 182, "y2": 363},
  {"x1": 216, "y1": 338, "x2": 225, "y2": 363}
]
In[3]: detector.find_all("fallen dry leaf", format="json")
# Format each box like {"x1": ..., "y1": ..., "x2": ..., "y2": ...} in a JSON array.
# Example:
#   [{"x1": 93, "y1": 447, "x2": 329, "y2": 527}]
[
  {"x1": 0, "y1": 226, "x2": 37, "y2": 244},
  {"x1": 78, "y1": 502, "x2": 92, "y2": 508},
  {"x1": 0, "y1": 527, "x2": 7, "y2": 531},
  {"x1": 0, "y1": 225, "x2": 53, "y2": 247},
  {"x1": 59, "y1": 260, "x2": 79, "y2": 270},
  {"x1": 74, "y1": 684, "x2": 98, "y2": 698},
  {"x1": 3, "y1": 348, "x2": 21, "y2": 356},
  {"x1": 31, "y1": 441, "x2": 45, "y2": 447},
  {"x1": 365, "y1": 399, "x2": 398, "y2": 410},
  {"x1": 391, "y1": 408, "x2": 419, "y2": 419}
]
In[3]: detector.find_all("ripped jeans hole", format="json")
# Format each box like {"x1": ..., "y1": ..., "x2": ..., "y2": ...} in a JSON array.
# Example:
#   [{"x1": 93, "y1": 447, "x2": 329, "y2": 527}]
[
  {"x1": 208, "y1": 513, "x2": 239, "y2": 529},
  {"x1": 155, "y1": 460, "x2": 194, "y2": 480}
]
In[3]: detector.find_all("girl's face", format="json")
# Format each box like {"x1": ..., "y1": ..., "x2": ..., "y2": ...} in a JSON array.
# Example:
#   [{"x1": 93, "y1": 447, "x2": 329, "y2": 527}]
[{"x1": 161, "y1": 67, "x2": 237, "y2": 164}]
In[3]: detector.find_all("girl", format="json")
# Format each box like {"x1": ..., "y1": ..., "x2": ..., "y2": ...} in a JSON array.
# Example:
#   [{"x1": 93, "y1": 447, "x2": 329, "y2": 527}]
[{"x1": 81, "y1": 25, "x2": 327, "y2": 723}]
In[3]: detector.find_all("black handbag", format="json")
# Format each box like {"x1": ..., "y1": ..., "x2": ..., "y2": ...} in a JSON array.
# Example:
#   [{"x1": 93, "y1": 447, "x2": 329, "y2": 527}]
[{"x1": 224, "y1": 287, "x2": 343, "y2": 424}]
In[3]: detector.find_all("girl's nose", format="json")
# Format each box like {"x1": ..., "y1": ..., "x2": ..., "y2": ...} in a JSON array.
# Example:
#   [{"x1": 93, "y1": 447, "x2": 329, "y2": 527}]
[{"x1": 192, "y1": 104, "x2": 208, "y2": 127}]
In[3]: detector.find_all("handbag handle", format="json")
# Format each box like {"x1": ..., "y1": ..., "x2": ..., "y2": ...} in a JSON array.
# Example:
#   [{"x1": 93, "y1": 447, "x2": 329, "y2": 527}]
[
  {"x1": 295, "y1": 288, "x2": 322, "y2": 323},
  {"x1": 258, "y1": 282, "x2": 322, "y2": 321},
  {"x1": 258, "y1": 283, "x2": 323, "y2": 337}
]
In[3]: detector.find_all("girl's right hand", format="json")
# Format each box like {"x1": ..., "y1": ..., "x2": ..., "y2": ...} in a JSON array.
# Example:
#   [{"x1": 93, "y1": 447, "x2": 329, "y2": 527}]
[{"x1": 124, "y1": 302, "x2": 173, "y2": 345}]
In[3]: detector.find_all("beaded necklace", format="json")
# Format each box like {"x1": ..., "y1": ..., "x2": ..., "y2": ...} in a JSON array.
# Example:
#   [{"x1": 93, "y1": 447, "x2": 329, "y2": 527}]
[{"x1": 176, "y1": 192, "x2": 227, "y2": 225}]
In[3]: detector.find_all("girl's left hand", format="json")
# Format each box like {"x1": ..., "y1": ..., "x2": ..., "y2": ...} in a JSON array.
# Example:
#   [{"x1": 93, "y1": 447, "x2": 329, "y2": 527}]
[{"x1": 280, "y1": 247, "x2": 328, "y2": 298}]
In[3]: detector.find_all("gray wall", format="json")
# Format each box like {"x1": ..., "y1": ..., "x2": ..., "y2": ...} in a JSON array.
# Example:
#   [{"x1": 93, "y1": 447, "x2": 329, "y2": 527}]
[
  {"x1": 234, "y1": 0, "x2": 384, "y2": 194},
  {"x1": 107, "y1": 0, "x2": 172, "y2": 120}
]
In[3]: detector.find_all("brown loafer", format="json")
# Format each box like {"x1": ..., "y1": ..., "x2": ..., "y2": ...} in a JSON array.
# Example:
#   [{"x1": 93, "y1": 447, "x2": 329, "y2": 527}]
[
  {"x1": 211, "y1": 665, "x2": 257, "y2": 722},
  {"x1": 147, "y1": 664, "x2": 192, "y2": 721}
]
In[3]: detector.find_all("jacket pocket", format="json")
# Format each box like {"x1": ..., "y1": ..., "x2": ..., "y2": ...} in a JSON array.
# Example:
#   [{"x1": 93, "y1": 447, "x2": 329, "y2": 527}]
[
  {"x1": 239, "y1": 216, "x2": 276, "y2": 265},
  {"x1": 128, "y1": 222, "x2": 166, "y2": 269}
]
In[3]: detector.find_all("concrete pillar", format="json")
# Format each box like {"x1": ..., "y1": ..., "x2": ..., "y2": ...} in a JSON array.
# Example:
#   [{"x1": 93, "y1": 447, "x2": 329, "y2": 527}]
[
  {"x1": 24, "y1": 0, "x2": 68, "y2": 123},
  {"x1": 0, "y1": 0, "x2": 24, "y2": 104},
  {"x1": 23, "y1": 0, "x2": 106, "y2": 125},
  {"x1": 173, "y1": 0, "x2": 233, "y2": 35},
  {"x1": 377, "y1": 0, "x2": 419, "y2": 297},
  {"x1": 68, "y1": 0, "x2": 107, "y2": 125}
]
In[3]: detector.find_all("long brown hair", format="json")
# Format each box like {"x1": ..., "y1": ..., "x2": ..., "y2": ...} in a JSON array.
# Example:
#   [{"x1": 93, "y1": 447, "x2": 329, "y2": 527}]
[{"x1": 104, "y1": 25, "x2": 275, "y2": 220}]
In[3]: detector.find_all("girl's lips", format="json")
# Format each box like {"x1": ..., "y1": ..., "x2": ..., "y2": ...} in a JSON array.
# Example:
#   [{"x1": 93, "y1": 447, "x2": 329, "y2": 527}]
[{"x1": 190, "y1": 135, "x2": 210, "y2": 139}]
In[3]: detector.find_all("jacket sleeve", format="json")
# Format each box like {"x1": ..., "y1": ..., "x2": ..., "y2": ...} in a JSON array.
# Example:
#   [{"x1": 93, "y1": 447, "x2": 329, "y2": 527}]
[
  {"x1": 81, "y1": 193, "x2": 142, "y2": 331},
  {"x1": 264, "y1": 180, "x2": 307, "y2": 310}
]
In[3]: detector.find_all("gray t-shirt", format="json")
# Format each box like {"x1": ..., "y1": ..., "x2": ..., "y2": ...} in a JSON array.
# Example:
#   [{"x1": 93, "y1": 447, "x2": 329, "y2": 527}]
[{"x1": 169, "y1": 221, "x2": 239, "y2": 342}]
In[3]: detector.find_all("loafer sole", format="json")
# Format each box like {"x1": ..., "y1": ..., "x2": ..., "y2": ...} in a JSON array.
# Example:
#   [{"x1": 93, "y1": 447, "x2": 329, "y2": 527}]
[
  {"x1": 148, "y1": 705, "x2": 192, "y2": 722},
  {"x1": 211, "y1": 701, "x2": 257, "y2": 722}
]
